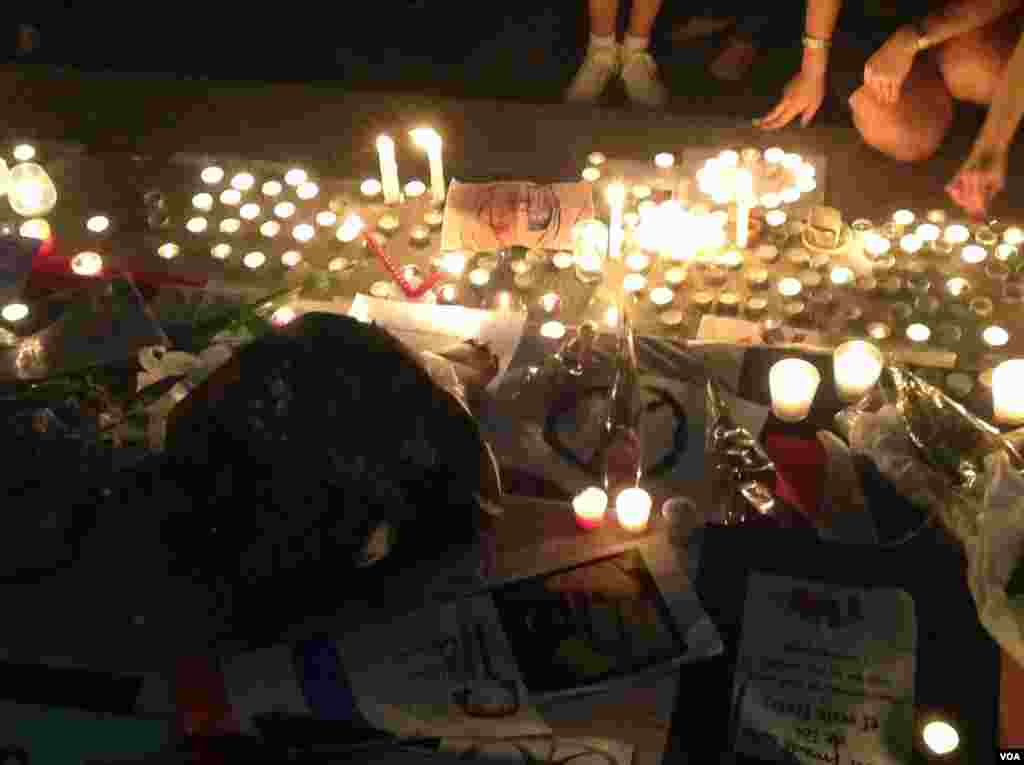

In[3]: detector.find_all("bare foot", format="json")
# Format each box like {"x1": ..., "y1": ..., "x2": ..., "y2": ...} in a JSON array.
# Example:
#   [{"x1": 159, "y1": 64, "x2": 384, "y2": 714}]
[{"x1": 710, "y1": 37, "x2": 758, "y2": 82}]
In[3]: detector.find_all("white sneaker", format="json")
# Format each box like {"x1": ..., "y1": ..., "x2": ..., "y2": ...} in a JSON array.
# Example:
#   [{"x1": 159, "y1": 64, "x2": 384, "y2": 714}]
[
  {"x1": 621, "y1": 49, "x2": 668, "y2": 108},
  {"x1": 566, "y1": 45, "x2": 621, "y2": 103}
]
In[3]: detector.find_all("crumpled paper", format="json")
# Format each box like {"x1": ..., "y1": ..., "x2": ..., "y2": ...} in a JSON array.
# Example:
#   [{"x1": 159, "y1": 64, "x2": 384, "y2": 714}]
[{"x1": 705, "y1": 378, "x2": 777, "y2": 524}]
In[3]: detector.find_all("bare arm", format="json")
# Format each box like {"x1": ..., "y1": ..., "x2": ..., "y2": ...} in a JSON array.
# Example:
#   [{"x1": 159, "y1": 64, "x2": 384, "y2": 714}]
[
  {"x1": 802, "y1": 0, "x2": 844, "y2": 74},
  {"x1": 918, "y1": 0, "x2": 1023, "y2": 48},
  {"x1": 977, "y1": 30, "x2": 1024, "y2": 150}
]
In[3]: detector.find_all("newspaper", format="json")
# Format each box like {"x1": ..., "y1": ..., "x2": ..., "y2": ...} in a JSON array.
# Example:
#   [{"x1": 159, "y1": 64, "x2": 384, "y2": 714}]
[
  {"x1": 440, "y1": 180, "x2": 595, "y2": 253},
  {"x1": 348, "y1": 294, "x2": 527, "y2": 392}
]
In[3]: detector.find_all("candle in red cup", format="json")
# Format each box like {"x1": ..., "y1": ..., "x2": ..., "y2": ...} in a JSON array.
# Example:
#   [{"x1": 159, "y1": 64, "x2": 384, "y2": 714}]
[{"x1": 572, "y1": 487, "x2": 608, "y2": 530}]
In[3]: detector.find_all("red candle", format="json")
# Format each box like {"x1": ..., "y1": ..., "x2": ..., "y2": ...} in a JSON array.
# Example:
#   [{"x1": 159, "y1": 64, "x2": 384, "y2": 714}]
[{"x1": 572, "y1": 487, "x2": 608, "y2": 530}]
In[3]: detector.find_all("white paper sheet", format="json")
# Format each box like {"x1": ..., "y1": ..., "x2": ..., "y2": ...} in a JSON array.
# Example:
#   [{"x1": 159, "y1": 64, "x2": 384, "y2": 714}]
[{"x1": 349, "y1": 294, "x2": 527, "y2": 392}]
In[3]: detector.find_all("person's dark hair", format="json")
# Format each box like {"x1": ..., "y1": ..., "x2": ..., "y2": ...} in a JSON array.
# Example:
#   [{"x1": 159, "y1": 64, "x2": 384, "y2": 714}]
[{"x1": 0, "y1": 746, "x2": 29, "y2": 765}]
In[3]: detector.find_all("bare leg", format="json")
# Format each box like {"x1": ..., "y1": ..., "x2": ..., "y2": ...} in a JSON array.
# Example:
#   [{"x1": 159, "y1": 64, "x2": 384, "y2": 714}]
[
  {"x1": 627, "y1": 0, "x2": 665, "y2": 38},
  {"x1": 589, "y1": 0, "x2": 620, "y2": 38},
  {"x1": 849, "y1": 55, "x2": 955, "y2": 162},
  {"x1": 937, "y1": 15, "x2": 1021, "y2": 105}
]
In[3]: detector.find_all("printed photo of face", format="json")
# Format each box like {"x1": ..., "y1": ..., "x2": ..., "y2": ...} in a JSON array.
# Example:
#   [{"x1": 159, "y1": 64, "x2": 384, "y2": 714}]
[{"x1": 477, "y1": 184, "x2": 561, "y2": 248}]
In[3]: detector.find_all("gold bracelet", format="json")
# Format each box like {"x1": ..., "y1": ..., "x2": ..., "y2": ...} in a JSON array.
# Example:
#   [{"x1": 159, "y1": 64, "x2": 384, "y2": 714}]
[
  {"x1": 912, "y1": 20, "x2": 932, "y2": 51},
  {"x1": 802, "y1": 35, "x2": 832, "y2": 50}
]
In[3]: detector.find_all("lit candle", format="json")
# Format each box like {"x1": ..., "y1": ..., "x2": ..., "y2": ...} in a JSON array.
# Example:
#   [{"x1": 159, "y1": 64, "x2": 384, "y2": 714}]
[
  {"x1": 606, "y1": 182, "x2": 626, "y2": 260},
  {"x1": 573, "y1": 487, "x2": 608, "y2": 530},
  {"x1": 424, "y1": 210, "x2": 443, "y2": 229},
  {"x1": 292, "y1": 223, "x2": 315, "y2": 242},
  {"x1": 867, "y1": 321, "x2": 891, "y2": 341},
  {"x1": 769, "y1": 358, "x2": 821, "y2": 423},
  {"x1": 274, "y1": 201, "x2": 296, "y2": 218},
  {"x1": 926, "y1": 209, "x2": 948, "y2": 225},
  {"x1": 625, "y1": 252, "x2": 650, "y2": 272},
  {"x1": 961, "y1": 244, "x2": 987, "y2": 264},
  {"x1": 764, "y1": 147, "x2": 785, "y2": 164},
  {"x1": 469, "y1": 268, "x2": 491, "y2": 287},
  {"x1": 830, "y1": 266, "x2": 854, "y2": 287},
  {"x1": 1, "y1": 302, "x2": 29, "y2": 321},
  {"x1": 778, "y1": 277, "x2": 802, "y2": 298},
  {"x1": 376, "y1": 135, "x2": 402, "y2": 204},
  {"x1": 281, "y1": 250, "x2": 302, "y2": 267},
  {"x1": 582, "y1": 166, "x2": 601, "y2": 182},
  {"x1": 212, "y1": 243, "x2": 232, "y2": 260},
  {"x1": 916, "y1": 223, "x2": 940, "y2": 242},
  {"x1": 745, "y1": 297, "x2": 768, "y2": 318},
  {"x1": 660, "y1": 308, "x2": 684, "y2": 326},
  {"x1": 906, "y1": 323, "x2": 931, "y2": 343},
  {"x1": 316, "y1": 210, "x2": 338, "y2": 227},
  {"x1": 201, "y1": 166, "x2": 224, "y2": 184},
  {"x1": 654, "y1": 152, "x2": 675, "y2": 169},
  {"x1": 71, "y1": 251, "x2": 103, "y2": 276},
  {"x1": 370, "y1": 281, "x2": 393, "y2": 299},
  {"x1": 297, "y1": 181, "x2": 319, "y2": 200},
  {"x1": 650, "y1": 286, "x2": 674, "y2": 306},
  {"x1": 996, "y1": 243, "x2": 1018, "y2": 261},
  {"x1": 922, "y1": 720, "x2": 959, "y2": 756},
  {"x1": 615, "y1": 488, "x2": 652, "y2": 533},
  {"x1": 259, "y1": 220, "x2": 280, "y2": 237},
  {"x1": 944, "y1": 224, "x2": 970, "y2": 245},
  {"x1": 623, "y1": 274, "x2": 647, "y2": 293},
  {"x1": 377, "y1": 214, "x2": 400, "y2": 234},
  {"x1": 833, "y1": 341, "x2": 883, "y2": 402},
  {"x1": 892, "y1": 209, "x2": 915, "y2": 228},
  {"x1": 587, "y1": 151, "x2": 606, "y2": 166},
  {"x1": 665, "y1": 266, "x2": 688, "y2": 287},
  {"x1": 731, "y1": 169, "x2": 752, "y2": 249},
  {"x1": 755, "y1": 244, "x2": 779, "y2": 263},
  {"x1": 86, "y1": 215, "x2": 110, "y2": 233},
  {"x1": 410, "y1": 128, "x2": 445, "y2": 204},
  {"x1": 361, "y1": 178, "x2": 382, "y2": 198},
  {"x1": 864, "y1": 232, "x2": 891, "y2": 258},
  {"x1": 440, "y1": 251, "x2": 467, "y2": 276},
  {"x1": 946, "y1": 277, "x2": 971, "y2": 299},
  {"x1": 157, "y1": 242, "x2": 180, "y2": 259},
  {"x1": 721, "y1": 250, "x2": 745, "y2": 271},
  {"x1": 438, "y1": 284, "x2": 459, "y2": 304},
  {"x1": 900, "y1": 234, "x2": 923, "y2": 255},
  {"x1": 747, "y1": 268, "x2": 770, "y2": 289},
  {"x1": 239, "y1": 203, "x2": 260, "y2": 220},
  {"x1": 9, "y1": 162, "x2": 57, "y2": 217},
  {"x1": 552, "y1": 252, "x2": 574, "y2": 270},
  {"x1": 540, "y1": 320, "x2": 566, "y2": 340},
  {"x1": 409, "y1": 224, "x2": 430, "y2": 246},
  {"x1": 539, "y1": 292, "x2": 560, "y2": 314},
  {"x1": 192, "y1": 193, "x2": 214, "y2": 212},
  {"x1": 284, "y1": 168, "x2": 307, "y2": 186},
  {"x1": 994, "y1": 359, "x2": 1024, "y2": 424},
  {"x1": 1004, "y1": 226, "x2": 1024, "y2": 246},
  {"x1": 328, "y1": 256, "x2": 350, "y2": 272},
  {"x1": 632, "y1": 184, "x2": 651, "y2": 200},
  {"x1": 982, "y1": 325, "x2": 1010, "y2": 347},
  {"x1": 404, "y1": 179, "x2": 426, "y2": 199},
  {"x1": 262, "y1": 180, "x2": 282, "y2": 197},
  {"x1": 765, "y1": 209, "x2": 787, "y2": 231},
  {"x1": 337, "y1": 213, "x2": 365, "y2": 243},
  {"x1": 242, "y1": 251, "x2": 266, "y2": 269}
]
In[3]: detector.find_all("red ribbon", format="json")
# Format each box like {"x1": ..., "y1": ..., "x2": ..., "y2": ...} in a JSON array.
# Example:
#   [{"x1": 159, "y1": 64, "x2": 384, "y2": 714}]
[{"x1": 363, "y1": 232, "x2": 441, "y2": 299}]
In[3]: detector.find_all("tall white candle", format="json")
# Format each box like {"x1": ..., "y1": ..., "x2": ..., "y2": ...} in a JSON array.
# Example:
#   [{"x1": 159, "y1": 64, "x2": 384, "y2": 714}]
[
  {"x1": 994, "y1": 359, "x2": 1024, "y2": 425},
  {"x1": 376, "y1": 135, "x2": 401, "y2": 205},
  {"x1": 411, "y1": 128, "x2": 445, "y2": 204},
  {"x1": 769, "y1": 358, "x2": 821, "y2": 422},
  {"x1": 606, "y1": 182, "x2": 626, "y2": 260},
  {"x1": 734, "y1": 168, "x2": 754, "y2": 249},
  {"x1": 833, "y1": 341, "x2": 883, "y2": 402}
]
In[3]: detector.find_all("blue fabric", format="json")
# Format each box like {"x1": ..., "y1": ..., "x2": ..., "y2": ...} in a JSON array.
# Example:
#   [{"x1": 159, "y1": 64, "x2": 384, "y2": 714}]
[{"x1": 293, "y1": 637, "x2": 366, "y2": 724}]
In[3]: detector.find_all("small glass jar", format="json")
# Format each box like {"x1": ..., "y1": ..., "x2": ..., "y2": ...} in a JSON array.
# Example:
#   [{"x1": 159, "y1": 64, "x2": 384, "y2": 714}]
[
  {"x1": 969, "y1": 296, "x2": 994, "y2": 319},
  {"x1": 704, "y1": 265, "x2": 728, "y2": 287},
  {"x1": 800, "y1": 270, "x2": 823, "y2": 292},
  {"x1": 746, "y1": 268, "x2": 770, "y2": 290},
  {"x1": 926, "y1": 209, "x2": 948, "y2": 225},
  {"x1": 866, "y1": 321, "x2": 891, "y2": 341},
  {"x1": 755, "y1": 243, "x2": 780, "y2": 264},
  {"x1": 937, "y1": 323, "x2": 963, "y2": 346},
  {"x1": 745, "y1": 297, "x2": 769, "y2": 319},
  {"x1": 692, "y1": 291, "x2": 715, "y2": 313},
  {"x1": 719, "y1": 292, "x2": 741, "y2": 314},
  {"x1": 783, "y1": 300, "x2": 806, "y2": 322}
]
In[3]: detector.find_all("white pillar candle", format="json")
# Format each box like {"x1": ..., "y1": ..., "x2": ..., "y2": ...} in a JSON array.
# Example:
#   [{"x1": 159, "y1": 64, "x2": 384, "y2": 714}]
[
  {"x1": 833, "y1": 341, "x2": 883, "y2": 402},
  {"x1": 734, "y1": 169, "x2": 754, "y2": 249},
  {"x1": 994, "y1": 359, "x2": 1024, "y2": 424},
  {"x1": 606, "y1": 182, "x2": 626, "y2": 260},
  {"x1": 410, "y1": 128, "x2": 445, "y2": 204},
  {"x1": 615, "y1": 488, "x2": 652, "y2": 533},
  {"x1": 573, "y1": 487, "x2": 608, "y2": 530},
  {"x1": 769, "y1": 358, "x2": 821, "y2": 422},
  {"x1": 376, "y1": 135, "x2": 402, "y2": 204}
]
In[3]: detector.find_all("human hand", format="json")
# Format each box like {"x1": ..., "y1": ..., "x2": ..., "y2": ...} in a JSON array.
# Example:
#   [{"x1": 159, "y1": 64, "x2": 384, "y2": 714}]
[
  {"x1": 863, "y1": 25, "x2": 919, "y2": 104},
  {"x1": 755, "y1": 66, "x2": 827, "y2": 130},
  {"x1": 946, "y1": 142, "x2": 1008, "y2": 219}
]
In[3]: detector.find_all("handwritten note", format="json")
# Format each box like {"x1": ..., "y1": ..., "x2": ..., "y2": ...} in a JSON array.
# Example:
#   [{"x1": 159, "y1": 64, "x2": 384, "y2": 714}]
[{"x1": 732, "y1": 573, "x2": 916, "y2": 765}]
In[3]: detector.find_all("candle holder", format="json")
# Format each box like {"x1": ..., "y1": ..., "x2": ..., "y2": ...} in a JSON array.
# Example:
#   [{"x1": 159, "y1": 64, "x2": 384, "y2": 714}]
[
  {"x1": 769, "y1": 358, "x2": 821, "y2": 422},
  {"x1": 936, "y1": 323, "x2": 963, "y2": 347},
  {"x1": 833, "y1": 340, "x2": 883, "y2": 402}
]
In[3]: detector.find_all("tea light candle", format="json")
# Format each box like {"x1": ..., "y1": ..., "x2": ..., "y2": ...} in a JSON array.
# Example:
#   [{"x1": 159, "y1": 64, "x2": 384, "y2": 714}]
[
  {"x1": 761, "y1": 192, "x2": 781, "y2": 209},
  {"x1": 704, "y1": 265, "x2": 727, "y2": 287},
  {"x1": 778, "y1": 277, "x2": 802, "y2": 298},
  {"x1": 994, "y1": 359, "x2": 1024, "y2": 424},
  {"x1": 926, "y1": 209, "x2": 948, "y2": 225},
  {"x1": 983, "y1": 325, "x2": 1010, "y2": 347},
  {"x1": 716, "y1": 292, "x2": 738, "y2": 314},
  {"x1": 692, "y1": 291, "x2": 714, "y2": 313},
  {"x1": 440, "y1": 251, "x2": 467, "y2": 276},
  {"x1": 830, "y1": 266, "x2": 854, "y2": 287},
  {"x1": 996, "y1": 243, "x2": 1017, "y2": 261},
  {"x1": 424, "y1": 210, "x2": 444, "y2": 229},
  {"x1": 946, "y1": 277, "x2": 971, "y2": 299},
  {"x1": 867, "y1": 322, "x2": 891, "y2": 341},
  {"x1": 259, "y1": 220, "x2": 280, "y2": 238},
  {"x1": 765, "y1": 210, "x2": 787, "y2": 230},
  {"x1": 540, "y1": 320, "x2": 567, "y2": 340},
  {"x1": 892, "y1": 209, "x2": 916, "y2": 228},
  {"x1": 220, "y1": 188, "x2": 241, "y2": 206},
  {"x1": 509, "y1": 258, "x2": 532, "y2": 276},
  {"x1": 769, "y1": 358, "x2": 821, "y2": 422},
  {"x1": 665, "y1": 266, "x2": 688, "y2": 287},
  {"x1": 376, "y1": 135, "x2": 402, "y2": 204},
  {"x1": 734, "y1": 169, "x2": 754, "y2": 248},
  {"x1": 71, "y1": 251, "x2": 103, "y2": 276},
  {"x1": 1004, "y1": 226, "x2": 1024, "y2": 246},
  {"x1": 833, "y1": 340, "x2": 883, "y2": 402},
  {"x1": 615, "y1": 488, "x2": 653, "y2": 533},
  {"x1": 469, "y1": 268, "x2": 491, "y2": 288},
  {"x1": 582, "y1": 166, "x2": 601, "y2": 182},
  {"x1": 625, "y1": 252, "x2": 651, "y2": 272},
  {"x1": 864, "y1": 232, "x2": 891, "y2": 258},
  {"x1": 961, "y1": 244, "x2": 987, "y2": 264},
  {"x1": 539, "y1": 292, "x2": 561, "y2": 314},
  {"x1": 660, "y1": 308, "x2": 684, "y2": 326},
  {"x1": 437, "y1": 284, "x2": 459, "y2": 304},
  {"x1": 552, "y1": 252, "x2": 574, "y2": 270},
  {"x1": 970, "y1": 296, "x2": 994, "y2": 319},
  {"x1": 404, "y1": 180, "x2": 426, "y2": 199},
  {"x1": 975, "y1": 225, "x2": 998, "y2": 246},
  {"x1": 623, "y1": 273, "x2": 647, "y2": 293},
  {"x1": 783, "y1": 300, "x2": 806, "y2": 321},
  {"x1": 654, "y1": 152, "x2": 675, "y2": 169},
  {"x1": 786, "y1": 248, "x2": 810, "y2": 268},
  {"x1": 378, "y1": 214, "x2": 400, "y2": 234},
  {"x1": 650, "y1": 286, "x2": 674, "y2": 306},
  {"x1": 922, "y1": 720, "x2": 960, "y2": 756},
  {"x1": 916, "y1": 223, "x2": 940, "y2": 242},
  {"x1": 747, "y1": 268, "x2": 770, "y2": 289},
  {"x1": 755, "y1": 244, "x2": 779, "y2": 263},
  {"x1": 573, "y1": 487, "x2": 608, "y2": 530},
  {"x1": 944, "y1": 224, "x2": 970, "y2": 245},
  {"x1": 745, "y1": 297, "x2": 768, "y2": 318},
  {"x1": 409, "y1": 224, "x2": 430, "y2": 246},
  {"x1": 900, "y1": 233, "x2": 923, "y2": 255},
  {"x1": 721, "y1": 250, "x2": 745, "y2": 270},
  {"x1": 361, "y1": 178, "x2": 382, "y2": 198},
  {"x1": 588, "y1": 151, "x2": 607, "y2": 166},
  {"x1": 800, "y1": 271, "x2": 823, "y2": 291},
  {"x1": 370, "y1": 281, "x2": 393, "y2": 299},
  {"x1": 906, "y1": 323, "x2": 931, "y2": 343}
]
